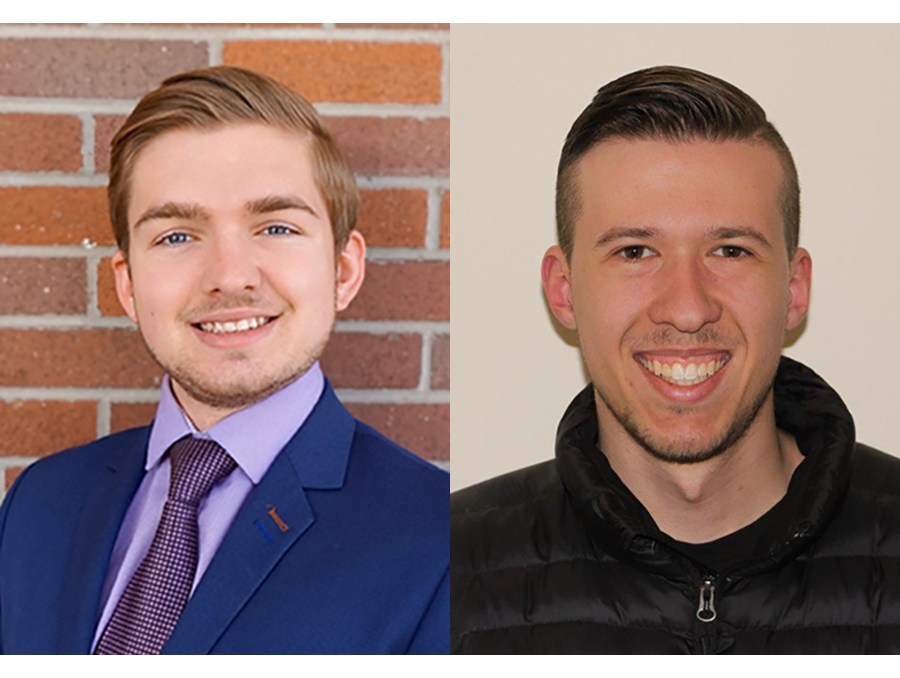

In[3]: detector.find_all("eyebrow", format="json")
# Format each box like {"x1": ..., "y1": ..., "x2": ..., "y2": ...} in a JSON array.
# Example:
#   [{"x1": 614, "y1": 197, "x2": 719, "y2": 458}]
[
  {"x1": 593, "y1": 225, "x2": 773, "y2": 250},
  {"x1": 134, "y1": 202, "x2": 209, "y2": 230},
  {"x1": 244, "y1": 194, "x2": 319, "y2": 219},
  {"x1": 705, "y1": 226, "x2": 772, "y2": 250},
  {"x1": 133, "y1": 194, "x2": 319, "y2": 230},
  {"x1": 593, "y1": 227, "x2": 658, "y2": 248}
]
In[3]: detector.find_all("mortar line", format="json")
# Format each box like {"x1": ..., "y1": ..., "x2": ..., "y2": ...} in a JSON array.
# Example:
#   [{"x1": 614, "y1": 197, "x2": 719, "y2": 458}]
[
  {"x1": 207, "y1": 37, "x2": 224, "y2": 66},
  {"x1": 78, "y1": 112, "x2": 96, "y2": 174},
  {"x1": 85, "y1": 250, "x2": 102, "y2": 318},
  {"x1": 0, "y1": 24, "x2": 448, "y2": 43},
  {"x1": 424, "y1": 188, "x2": 442, "y2": 250},
  {"x1": 0, "y1": 245, "x2": 117, "y2": 258},
  {"x1": 419, "y1": 330, "x2": 434, "y2": 391},
  {"x1": 96, "y1": 396, "x2": 111, "y2": 438},
  {"x1": 441, "y1": 39, "x2": 450, "y2": 107},
  {"x1": 0, "y1": 172, "x2": 108, "y2": 187}
]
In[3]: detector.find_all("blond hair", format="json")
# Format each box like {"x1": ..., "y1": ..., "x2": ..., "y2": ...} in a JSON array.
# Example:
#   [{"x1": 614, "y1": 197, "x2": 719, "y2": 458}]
[{"x1": 108, "y1": 66, "x2": 358, "y2": 256}]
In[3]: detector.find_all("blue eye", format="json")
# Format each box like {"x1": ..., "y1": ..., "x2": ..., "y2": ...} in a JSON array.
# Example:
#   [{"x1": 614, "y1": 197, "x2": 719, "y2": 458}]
[
  {"x1": 159, "y1": 232, "x2": 191, "y2": 246},
  {"x1": 264, "y1": 224, "x2": 295, "y2": 236}
]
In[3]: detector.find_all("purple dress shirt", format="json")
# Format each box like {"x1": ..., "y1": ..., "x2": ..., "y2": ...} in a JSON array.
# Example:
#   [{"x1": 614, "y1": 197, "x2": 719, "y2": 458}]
[{"x1": 90, "y1": 362, "x2": 325, "y2": 652}]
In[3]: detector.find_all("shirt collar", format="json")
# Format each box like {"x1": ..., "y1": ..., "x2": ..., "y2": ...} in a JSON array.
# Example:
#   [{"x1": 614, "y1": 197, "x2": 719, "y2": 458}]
[{"x1": 146, "y1": 362, "x2": 325, "y2": 485}]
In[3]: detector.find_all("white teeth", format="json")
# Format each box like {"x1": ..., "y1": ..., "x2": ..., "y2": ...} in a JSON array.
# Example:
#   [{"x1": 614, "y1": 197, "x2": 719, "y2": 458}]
[
  {"x1": 638, "y1": 356, "x2": 728, "y2": 386},
  {"x1": 198, "y1": 316, "x2": 271, "y2": 334}
]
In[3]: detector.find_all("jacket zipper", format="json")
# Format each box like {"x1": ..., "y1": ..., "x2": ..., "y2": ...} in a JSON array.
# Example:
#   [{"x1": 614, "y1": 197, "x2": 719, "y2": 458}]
[{"x1": 696, "y1": 576, "x2": 717, "y2": 653}]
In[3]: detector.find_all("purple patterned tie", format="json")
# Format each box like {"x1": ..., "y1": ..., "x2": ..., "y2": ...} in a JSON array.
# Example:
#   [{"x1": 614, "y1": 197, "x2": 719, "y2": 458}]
[{"x1": 95, "y1": 436, "x2": 237, "y2": 655}]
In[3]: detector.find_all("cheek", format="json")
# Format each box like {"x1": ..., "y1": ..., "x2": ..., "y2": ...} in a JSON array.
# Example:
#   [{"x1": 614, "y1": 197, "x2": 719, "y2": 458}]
[
  {"x1": 272, "y1": 254, "x2": 336, "y2": 308},
  {"x1": 571, "y1": 277, "x2": 643, "y2": 357}
]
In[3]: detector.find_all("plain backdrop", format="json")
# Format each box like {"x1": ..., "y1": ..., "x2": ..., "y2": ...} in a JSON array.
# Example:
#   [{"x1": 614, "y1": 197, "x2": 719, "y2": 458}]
[{"x1": 450, "y1": 24, "x2": 900, "y2": 491}]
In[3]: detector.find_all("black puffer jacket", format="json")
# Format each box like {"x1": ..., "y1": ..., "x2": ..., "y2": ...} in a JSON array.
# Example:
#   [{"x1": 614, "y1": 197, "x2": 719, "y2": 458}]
[{"x1": 451, "y1": 357, "x2": 900, "y2": 653}]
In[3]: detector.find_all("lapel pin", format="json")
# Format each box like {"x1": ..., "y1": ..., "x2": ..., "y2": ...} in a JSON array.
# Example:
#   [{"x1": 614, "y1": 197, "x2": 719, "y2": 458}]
[
  {"x1": 266, "y1": 504, "x2": 290, "y2": 532},
  {"x1": 253, "y1": 519, "x2": 274, "y2": 544}
]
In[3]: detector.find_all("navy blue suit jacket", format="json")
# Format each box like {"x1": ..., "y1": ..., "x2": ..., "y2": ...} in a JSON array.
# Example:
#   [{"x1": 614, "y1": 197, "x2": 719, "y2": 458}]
[{"x1": 0, "y1": 383, "x2": 449, "y2": 654}]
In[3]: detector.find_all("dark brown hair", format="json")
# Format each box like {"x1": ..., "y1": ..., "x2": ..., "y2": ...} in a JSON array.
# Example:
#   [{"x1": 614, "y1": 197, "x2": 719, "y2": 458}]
[
  {"x1": 556, "y1": 65, "x2": 800, "y2": 259},
  {"x1": 108, "y1": 66, "x2": 358, "y2": 257}
]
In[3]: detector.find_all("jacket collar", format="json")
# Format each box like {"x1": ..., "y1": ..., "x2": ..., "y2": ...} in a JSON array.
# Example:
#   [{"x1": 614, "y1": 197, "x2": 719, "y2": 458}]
[{"x1": 555, "y1": 356, "x2": 856, "y2": 579}]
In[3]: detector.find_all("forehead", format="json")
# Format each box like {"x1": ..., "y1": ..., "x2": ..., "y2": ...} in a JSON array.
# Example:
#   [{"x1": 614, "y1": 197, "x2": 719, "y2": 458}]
[
  {"x1": 128, "y1": 123, "x2": 323, "y2": 226},
  {"x1": 572, "y1": 138, "x2": 785, "y2": 245}
]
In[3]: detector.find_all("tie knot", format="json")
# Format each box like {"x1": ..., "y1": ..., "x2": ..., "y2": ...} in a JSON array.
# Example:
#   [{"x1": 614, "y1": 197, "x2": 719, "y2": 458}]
[{"x1": 167, "y1": 436, "x2": 236, "y2": 505}]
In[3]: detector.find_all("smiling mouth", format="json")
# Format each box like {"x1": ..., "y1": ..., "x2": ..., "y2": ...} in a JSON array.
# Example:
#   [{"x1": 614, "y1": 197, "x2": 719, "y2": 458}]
[
  {"x1": 194, "y1": 316, "x2": 275, "y2": 334},
  {"x1": 635, "y1": 353, "x2": 731, "y2": 387}
]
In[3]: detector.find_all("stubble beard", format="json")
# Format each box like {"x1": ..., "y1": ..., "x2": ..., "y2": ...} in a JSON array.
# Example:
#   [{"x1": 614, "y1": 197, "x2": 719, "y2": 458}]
[
  {"x1": 594, "y1": 362, "x2": 779, "y2": 465},
  {"x1": 156, "y1": 326, "x2": 332, "y2": 411},
  {"x1": 137, "y1": 288, "x2": 336, "y2": 411}
]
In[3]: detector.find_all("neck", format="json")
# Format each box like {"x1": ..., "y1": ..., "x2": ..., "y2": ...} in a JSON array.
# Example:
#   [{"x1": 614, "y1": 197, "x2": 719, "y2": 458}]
[
  {"x1": 598, "y1": 396, "x2": 804, "y2": 544},
  {"x1": 170, "y1": 380, "x2": 243, "y2": 432}
]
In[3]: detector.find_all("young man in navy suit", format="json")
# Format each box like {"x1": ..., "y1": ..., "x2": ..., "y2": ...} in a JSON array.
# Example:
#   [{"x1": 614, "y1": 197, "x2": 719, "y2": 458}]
[{"x1": 0, "y1": 66, "x2": 448, "y2": 654}]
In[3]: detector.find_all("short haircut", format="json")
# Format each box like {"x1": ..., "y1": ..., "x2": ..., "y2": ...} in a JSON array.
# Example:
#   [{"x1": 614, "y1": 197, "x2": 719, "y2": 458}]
[
  {"x1": 108, "y1": 66, "x2": 358, "y2": 257},
  {"x1": 556, "y1": 65, "x2": 800, "y2": 260}
]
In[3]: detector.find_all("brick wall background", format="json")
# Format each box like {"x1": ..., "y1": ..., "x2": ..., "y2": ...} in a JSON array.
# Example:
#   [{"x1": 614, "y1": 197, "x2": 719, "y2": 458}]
[{"x1": 0, "y1": 23, "x2": 450, "y2": 501}]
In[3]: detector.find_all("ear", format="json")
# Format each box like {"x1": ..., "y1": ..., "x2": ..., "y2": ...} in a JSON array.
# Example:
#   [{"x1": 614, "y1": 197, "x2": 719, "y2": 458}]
[
  {"x1": 335, "y1": 230, "x2": 366, "y2": 312},
  {"x1": 542, "y1": 245, "x2": 577, "y2": 330},
  {"x1": 785, "y1": 246, "x2": 812, "y2": 331},
  {"x1": 112, "y1": 249, "x2": 139, "y2": 324}
]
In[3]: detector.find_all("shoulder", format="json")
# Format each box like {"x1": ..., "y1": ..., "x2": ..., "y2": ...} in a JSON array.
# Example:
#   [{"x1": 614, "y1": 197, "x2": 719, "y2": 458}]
[
  {"x1": 848, "y1": 442, "x2": 900, "y2": 499},
  {"x1": 345, "y1": 419, "x2": 448, "y2": 545},
  {"x1": 451, "y1": 459, "x2": 562, "y2": 519},
  {"x1": 451, "y1": 460, "x2": 569, "y2": 572},
  {"x1": 350, "y1": 419, "x2": 449, "y2": 496},
  {"x1": 7, "y1": 426, "x2": 150, "y2": 500}
]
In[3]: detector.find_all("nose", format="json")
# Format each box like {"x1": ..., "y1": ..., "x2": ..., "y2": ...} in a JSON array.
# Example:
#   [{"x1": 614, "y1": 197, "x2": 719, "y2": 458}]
[
  {"x1": 647, "y1": 256, "x2": 721, "y2": 332},
  {"x1": 199, "y1": 230, "x2": 262, "y2": 295}
]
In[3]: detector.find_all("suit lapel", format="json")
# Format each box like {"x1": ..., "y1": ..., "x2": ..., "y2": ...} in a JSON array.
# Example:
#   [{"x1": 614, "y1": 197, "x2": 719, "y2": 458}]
[
  {"x1": 163, "y1": 451, "x2": 314, "y2": 655},
  {"x1": 162, "y1": 383, "x2": 356, "y2": 655},
  {"x1": 57, "y1": 428, "x2": 150, "y2": 654}
]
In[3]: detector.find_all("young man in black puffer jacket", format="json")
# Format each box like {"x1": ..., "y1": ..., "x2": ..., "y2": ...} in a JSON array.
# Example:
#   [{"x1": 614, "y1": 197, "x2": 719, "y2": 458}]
[{"x1": 451, "y1": 65, "x2": 900, "y2": 654}]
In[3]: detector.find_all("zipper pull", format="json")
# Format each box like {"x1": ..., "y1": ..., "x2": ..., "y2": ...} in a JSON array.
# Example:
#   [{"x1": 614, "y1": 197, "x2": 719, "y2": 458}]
[{"x1": 696, "y1": 577, "x2": 716, "y2": 623}]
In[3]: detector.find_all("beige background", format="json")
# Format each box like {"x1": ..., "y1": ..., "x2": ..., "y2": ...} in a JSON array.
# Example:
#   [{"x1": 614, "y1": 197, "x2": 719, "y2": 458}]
[{"x1": 450, "y1": 24, "x2": 900, "y2": 491}]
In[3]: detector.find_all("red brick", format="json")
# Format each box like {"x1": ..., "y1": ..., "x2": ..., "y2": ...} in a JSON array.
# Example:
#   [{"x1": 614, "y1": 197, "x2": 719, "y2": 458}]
[
  {"x1": 0, "y1": 39, "x2": 208, "y2": 98},
  {"x1": 111, "y1": 401, "x2": 158, "y2": 433},
  {"x1": 97, "y1": 256, "x2": 126, "y2": 317},
  {"x1": 0, "y1": 258, "x2": 87, "y2": 314},
  {"x1": 5, "y1": 466, "x2": 26, "y2": 490},
  {"x1": 223, "y1": 41, "x2": 441, "y2": 104},
  {"x1": 0, "y1": 187, "x2": 113, "y2": 246},
  {"x1": 440, "y1": 190, "x2": 450, "y2": 248},
  {"x1": 344, "y1": 403, "x2": 449, "y2": 461},
  {"x1": 326, "y1": 117, "x2": 449, "y2": 177},
  {"x1": 321, "y1": 333, "x2": 420, "y2": 389},
  {"x1": 0, "y1": 400, "x2": 97, "y2": 458},
  {"x1": 0, "y1": 114, "x2": 82, "y2": 172},
  {"x1": 337, "y1": 24, "x2": 449, "y2": 29},
  {"x1": 431, "y1": 335, "x2": 449, "y2": 390},
  {"x1": 341, "y1": 262, "x2": 449, "y2": 321},
  {"x1": 94, "y1": 114, "x2": 127, "y2": 174},
  {"x1": 0, "y1": 329, "x2": 161, "y2": 388},
  {"x1": 357, "y1": 189, "x2": 427, "y2": 247}
]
